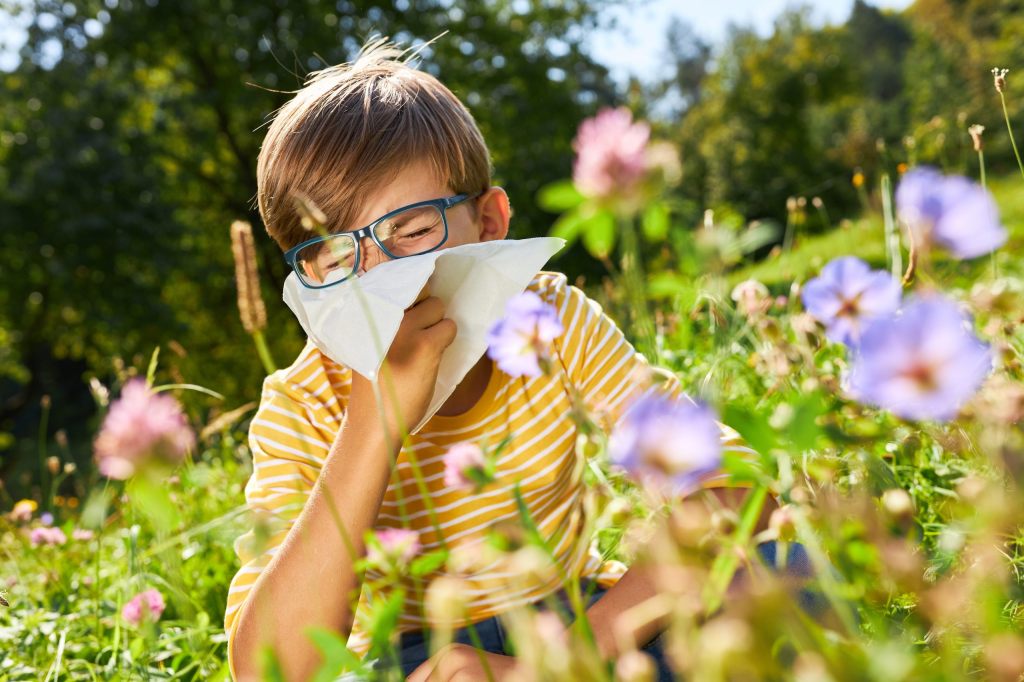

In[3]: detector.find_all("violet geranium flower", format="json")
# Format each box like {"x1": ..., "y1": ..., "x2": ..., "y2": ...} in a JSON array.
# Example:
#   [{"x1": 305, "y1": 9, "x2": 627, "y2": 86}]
[
  {"x1": 486, "y1": 292, "x2": 564, "y2": 378},
  {"x1": 572, "y1": 107, "x2": 651, "y2": 200},
  {"x1": 608, "y1": 392, "x2": 723, "y2": 494},
  {"x1": 801, "y1": 256, "x2": 902, "y2": 347},
  {"x1": 895, "y1": 166, "x2": 1007, "y2": 259},
  {"x1": 93, "y1": 379, "x2": 195, "y2": 480},
  {"x1": 846, "y1": 295, "x2": 992, "y2": 421},
  {"x1": 121, "y1": 588, "x2": 166, "y2": 626}
]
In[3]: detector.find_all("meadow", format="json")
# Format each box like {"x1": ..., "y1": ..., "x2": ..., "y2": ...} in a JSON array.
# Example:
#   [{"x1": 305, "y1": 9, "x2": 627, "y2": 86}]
[
  {"x1": 2, "y1": 46, "x2": 1024, "y2": 682},
  {"x1": 2, "y1": 98, "x2": 1024, "y2": 675}
]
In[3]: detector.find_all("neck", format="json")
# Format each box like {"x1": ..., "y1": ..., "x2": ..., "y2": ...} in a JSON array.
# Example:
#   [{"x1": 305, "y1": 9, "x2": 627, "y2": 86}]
[{"x1": 435, "y1": 354, "x2": 492, "y2": 417}]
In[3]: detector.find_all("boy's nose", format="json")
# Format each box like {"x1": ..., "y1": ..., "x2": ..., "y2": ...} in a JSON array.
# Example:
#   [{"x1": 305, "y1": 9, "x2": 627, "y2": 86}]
[{"x1": 357, "y1": 236, "x2": 386, "y2": 275}]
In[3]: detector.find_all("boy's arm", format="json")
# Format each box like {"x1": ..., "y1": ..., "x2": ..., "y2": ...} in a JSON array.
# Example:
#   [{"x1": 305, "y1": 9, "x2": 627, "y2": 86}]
[
  {"x1": 228, "y1": 293, "x2": 455, "y2": 681},
  {"x1": 226, "y1": 384, "x2": 400, "y2": 682}
]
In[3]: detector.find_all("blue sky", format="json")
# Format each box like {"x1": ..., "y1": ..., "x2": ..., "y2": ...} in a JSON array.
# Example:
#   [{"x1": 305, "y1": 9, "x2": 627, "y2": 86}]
[{"x1": 589, "y1": 0, "x2": 914, "y2": 85}]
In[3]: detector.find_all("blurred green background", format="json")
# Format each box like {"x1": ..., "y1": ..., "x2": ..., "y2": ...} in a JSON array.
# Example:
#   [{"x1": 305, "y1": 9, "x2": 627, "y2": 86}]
[{"x1": 0, "y1": 0, "x2": 1020, "y2": 498}]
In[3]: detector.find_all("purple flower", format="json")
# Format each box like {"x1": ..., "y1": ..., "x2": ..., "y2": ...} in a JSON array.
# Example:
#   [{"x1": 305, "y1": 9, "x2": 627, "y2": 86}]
[
  {"x1": 121, "y1": 588, "x2": 166, "y2": 626},
  {"x1": 896, "y1": 166, "x2": 1007, "y2": 259},
  {"x1": 367, "y1": 527, "x2": 421, "y2": 568},
  {"x1": 486, "y1": 292, "x2": 564, "y2": 378},
  {"x1": 608, "y1": 393, "x2": 723, "y2": 494},
  {"x1": 39, "y1": 512, "x2": 54, "y2": 526},
  {"x1": 443, "y1": 442, "x2": 488, "y2": 489},
  {"x1": 572, "y1": 107, "x2": 651, "y2": 199},
  {"x1": 29, "y1": 526, "x2": 67, "y2": 546},
  {"x1": 801, "y1": 257, "x2": 902, "y2": 347},
  {"x1": 93, "y1": 379, "x2": 195, "y2": 480},
  {"x1": 847, "y1": 295, "x2": 992, "y2": 421}
]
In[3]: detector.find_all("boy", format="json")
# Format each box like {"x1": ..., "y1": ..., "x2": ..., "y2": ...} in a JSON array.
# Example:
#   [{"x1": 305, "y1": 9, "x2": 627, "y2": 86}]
[{"x1": 225, "y1": 37, "x2": 757, "y2": 681}]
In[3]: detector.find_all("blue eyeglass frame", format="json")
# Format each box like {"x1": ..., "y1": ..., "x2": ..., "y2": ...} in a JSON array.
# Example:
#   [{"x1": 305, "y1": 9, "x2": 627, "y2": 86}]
[{"x1": 284, "y1": 191, "x2": 483, "y2": 290}]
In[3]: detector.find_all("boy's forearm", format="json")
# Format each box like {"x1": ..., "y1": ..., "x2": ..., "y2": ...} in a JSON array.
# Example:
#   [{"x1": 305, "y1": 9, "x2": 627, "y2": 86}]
[
  {"x1": 580, "y1": 564, "x2": 666, "y2": 661},
  {"x1": 230, "y1": 410, "x2": 400, "y2": 681},
  {"x1": 581, "y1": 488, "x2": 780, "y2": 661}
]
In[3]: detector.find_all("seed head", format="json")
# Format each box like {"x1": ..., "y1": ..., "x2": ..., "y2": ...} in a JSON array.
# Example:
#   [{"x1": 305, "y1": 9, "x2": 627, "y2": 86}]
[
  {"x1": 992, "y1": 67, "x2": 1008, "y2": 94},
  {"x1": 968, "y1": 124, "x2": 985, "y2": 152},
  {"x1": 292, "y1": 192, "x2": 329, "y2": 232},
  {"x1": 230, "y1": 221, "x2": 267, "y2": 334}
]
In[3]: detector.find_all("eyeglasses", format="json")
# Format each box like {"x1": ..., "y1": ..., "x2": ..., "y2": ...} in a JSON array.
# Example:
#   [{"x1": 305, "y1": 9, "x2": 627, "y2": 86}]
[{"x1": 285, "y1": 192, "x2": 482, "y2": 289}]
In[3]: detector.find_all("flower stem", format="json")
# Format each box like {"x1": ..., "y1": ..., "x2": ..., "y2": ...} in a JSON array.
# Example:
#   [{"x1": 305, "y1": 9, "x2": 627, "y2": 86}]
[
  {"x1": 38, "y1": 396, "x2": 50, "y2": 510},
  {"x1": 880, "y1": 173, "x2": 902, "y2": 280},
  {"x1": 977, "y1": 148, "x2": 998, "y2": 278},
  {"x1": 251, "y1": 330, "x2": 277, "y2": 376},
  {"x1": 617, "y1": 216, "x2": 658, "y2": 361},
  {"x1": 999, "y1": 92, "x2": 1024, "y2": 181},
  {"x1": 901, "y1": 227, "x2": 917, "y2": 288}
]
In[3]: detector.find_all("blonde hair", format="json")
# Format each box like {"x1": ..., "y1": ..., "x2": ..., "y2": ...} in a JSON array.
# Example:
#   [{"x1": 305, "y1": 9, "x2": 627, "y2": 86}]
[{"x1": 256, "y1": 35, "x2": 493, "y2": 252}]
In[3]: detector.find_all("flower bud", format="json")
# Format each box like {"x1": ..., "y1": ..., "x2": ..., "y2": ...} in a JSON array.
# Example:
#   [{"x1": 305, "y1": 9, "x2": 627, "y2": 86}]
[
  {"x1": 425, "y1": 575, "x2": 468, "y2": 629},
  {"x1": 881, "y1": 488, "x2": 914, "y2": 520},
  {"x1": 46, "y1": 456, "x2": 60, "y2": 475},
  {"x1": 992, "y1": 67, "x2": 1008, "y2": 94},
  {"x1": 968, "y1": 124, "x2": 985, "y2": 152},
  {"x1": 769, "y1": 505, "x2": 797, "y2": 542},
  {"x1": 615, "y1": 650, "x2": 656, "y2": 682}
]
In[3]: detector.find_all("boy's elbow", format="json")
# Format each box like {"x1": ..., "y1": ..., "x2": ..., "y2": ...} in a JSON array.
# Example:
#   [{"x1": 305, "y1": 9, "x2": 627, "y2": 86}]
[{"x1": 228, "y1": 616, "x2": 260, "y2": 682}]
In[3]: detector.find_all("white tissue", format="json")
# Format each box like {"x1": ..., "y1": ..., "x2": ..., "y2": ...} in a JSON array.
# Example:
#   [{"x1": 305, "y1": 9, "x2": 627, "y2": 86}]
[{"x1": 281, "y1": 237, "x2": 566, "y2": 434}]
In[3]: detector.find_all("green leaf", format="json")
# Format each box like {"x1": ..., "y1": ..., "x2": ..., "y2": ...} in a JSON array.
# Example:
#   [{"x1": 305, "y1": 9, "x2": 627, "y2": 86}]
[
  {"x1": 548, "y1": 207, "x2": 587, "y2": 248},
  {"x1": 365, "y1": 589, "x2": 405, "y2": 660},
  {"x1": 642, "y1": 202, "x2": 670, "y2": 240},
  {"x1": 703, "y1": 485, "x2": 768, "y2": 613},
  {"x1": 145, "y1": 346, "x2": 160, "y2": 388},
  {"x1": 722, "y1": 405, "x2": 778, "y2": 458},
  {"x1": 81, "y1": 486, "x2": 115, "y2": 529},
  {"x1": 410, "y1": 549, "x2": 449, "y2": 577},
  {"x1": 537, "y1": 180, "x2": 584, "y2": 212},
  {"x1": 129, "y1": 474, "x2": 181, "y2": 533},
  {"x1": 306, "y1": 627, "x2": 366, "y2": 682},
  {"x1": 581, "y1": 209, "x2": 616, "y2": 258},
  {"x1": 647, "y1": 272, "x2": 691, "y2": 299},
  {"x1": 786, "y1": 392, "x2": 826, "y2": 451},
  {"x1": 150, "y1": 383, "x2": 225, "y2": 401}
]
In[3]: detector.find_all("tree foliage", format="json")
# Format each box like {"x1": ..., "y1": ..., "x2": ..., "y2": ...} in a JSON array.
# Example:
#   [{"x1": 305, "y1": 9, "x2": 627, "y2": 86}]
[{"x1": 0, "y1": 0, "x2": 620, "y2": 488}]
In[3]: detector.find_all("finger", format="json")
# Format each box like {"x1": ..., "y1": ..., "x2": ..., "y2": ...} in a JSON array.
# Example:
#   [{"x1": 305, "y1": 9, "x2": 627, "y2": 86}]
[
  {"x1": 424, "y1": 318, "x2": 457, "y2": 350},
  {"x1": 404, "y1": 296, "x2": 446, "y2": 327},
  {"x1": 405, "y1": 658, "x2": 431, "y2": 682}
]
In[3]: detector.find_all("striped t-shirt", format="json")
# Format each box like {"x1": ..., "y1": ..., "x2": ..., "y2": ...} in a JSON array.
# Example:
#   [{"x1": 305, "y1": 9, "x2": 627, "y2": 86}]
[{"x1": 224, "y1": 270, "x2": 752, "y2": 675}]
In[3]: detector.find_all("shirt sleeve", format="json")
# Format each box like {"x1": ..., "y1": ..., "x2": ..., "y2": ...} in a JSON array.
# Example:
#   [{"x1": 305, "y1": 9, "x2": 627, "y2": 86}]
[
  {"x1": 223, "y1": 378, "x2": 335, "y2": 678},
  {"x1": 549, "y1": 276, "x2": 756, "y2": 490}
]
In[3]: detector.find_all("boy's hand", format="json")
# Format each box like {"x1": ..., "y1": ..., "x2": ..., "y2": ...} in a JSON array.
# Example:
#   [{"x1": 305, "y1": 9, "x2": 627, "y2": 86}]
[
  {"x1": 406, "y1": 644, "x2": 520, "y2": 682},
  {"x1": 349, "y1": 286, "x2": 457, "y2": 443}
]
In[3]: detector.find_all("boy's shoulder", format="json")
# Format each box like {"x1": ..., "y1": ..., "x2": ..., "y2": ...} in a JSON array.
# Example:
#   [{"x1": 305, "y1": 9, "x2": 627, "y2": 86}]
[{"x1": 525, "y1": 269, "x2": 579, "y2": 307}]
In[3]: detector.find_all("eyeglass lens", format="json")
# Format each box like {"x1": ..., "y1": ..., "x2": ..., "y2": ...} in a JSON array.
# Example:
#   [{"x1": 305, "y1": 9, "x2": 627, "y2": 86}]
[{"x1": 294, "y1": 204, "x2": 446, "y2": 286}]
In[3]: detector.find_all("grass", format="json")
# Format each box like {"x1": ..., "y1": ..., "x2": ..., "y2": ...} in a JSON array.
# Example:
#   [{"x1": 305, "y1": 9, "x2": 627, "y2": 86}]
[{"x1": 731, "y1": 173, "x2": 1024, "y2": 287}]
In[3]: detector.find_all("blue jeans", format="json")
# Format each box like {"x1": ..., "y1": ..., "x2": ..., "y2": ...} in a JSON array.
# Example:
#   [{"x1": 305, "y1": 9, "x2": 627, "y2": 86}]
[
  {"x1": 366, "y1": 541, "x2": 820, "y2": 681},
  {"x1": 384, "y1": 580, "x2": 674, "y2": 681}
]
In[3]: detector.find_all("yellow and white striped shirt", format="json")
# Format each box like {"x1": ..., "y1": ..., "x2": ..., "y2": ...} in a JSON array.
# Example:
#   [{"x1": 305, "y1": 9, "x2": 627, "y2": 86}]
[{"x1": 224, "y1": 270, "x2": 752, "y2": 676}]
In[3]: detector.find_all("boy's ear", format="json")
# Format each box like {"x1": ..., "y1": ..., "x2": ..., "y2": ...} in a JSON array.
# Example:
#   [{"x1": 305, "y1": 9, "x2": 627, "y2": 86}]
[{"x1": 476, "y1": 187, "x2": 511, "y2": 242}]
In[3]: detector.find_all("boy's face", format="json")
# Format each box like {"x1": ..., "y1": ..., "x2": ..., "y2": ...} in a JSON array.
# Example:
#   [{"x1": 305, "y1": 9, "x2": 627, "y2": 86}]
[{"x1": 346, "y1": 159, "x2": 511, "y2": 277}]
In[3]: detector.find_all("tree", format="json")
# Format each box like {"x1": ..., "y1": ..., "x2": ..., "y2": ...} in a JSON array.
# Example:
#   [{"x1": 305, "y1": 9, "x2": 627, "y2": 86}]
[{"x1": 0, "y1": 0, "x2": 621, "y2": 493}]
